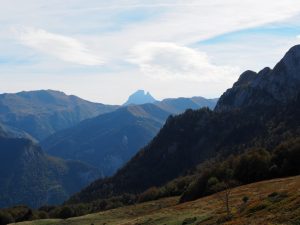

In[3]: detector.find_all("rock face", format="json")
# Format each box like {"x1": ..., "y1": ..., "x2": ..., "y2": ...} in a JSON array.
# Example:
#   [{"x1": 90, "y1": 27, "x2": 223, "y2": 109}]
[
  {"x1": 215, "y1": 45, "x2": 300, "y2": 112},
  {"x1": 123, "y1": 90, "x2": 157, "y2": 105}
]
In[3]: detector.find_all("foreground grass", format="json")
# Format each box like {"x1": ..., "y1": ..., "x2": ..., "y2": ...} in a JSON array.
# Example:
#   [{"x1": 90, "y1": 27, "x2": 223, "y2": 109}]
[{"x1": 14, "y1": 176, "x2": 300, "y2": 225}]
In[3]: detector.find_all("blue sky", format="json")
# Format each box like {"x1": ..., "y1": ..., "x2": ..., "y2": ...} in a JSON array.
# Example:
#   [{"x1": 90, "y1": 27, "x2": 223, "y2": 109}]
[{"x1": 1, "y1": 0, "x2": 300, "y2": 104}]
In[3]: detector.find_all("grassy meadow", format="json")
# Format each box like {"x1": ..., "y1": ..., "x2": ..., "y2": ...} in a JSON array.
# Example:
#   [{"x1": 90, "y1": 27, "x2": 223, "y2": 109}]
[{"x1": 14, "y1": 176, "x2": 300, "y2": 225}]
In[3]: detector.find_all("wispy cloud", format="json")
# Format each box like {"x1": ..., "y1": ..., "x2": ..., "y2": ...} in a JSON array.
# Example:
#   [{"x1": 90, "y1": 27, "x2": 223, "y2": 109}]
[
  {"x1": 116, "y1": 1, "x2": 300, "y2": 45},
  {"x1": 15, "y1": 28, "x2": 103, "y2": 66},
  {"x1": 128, "y1": 42, "x2": 239, "y2": 82},
  {"x1": 1, "y1": 0, "x2": 300, "y2": 103}
]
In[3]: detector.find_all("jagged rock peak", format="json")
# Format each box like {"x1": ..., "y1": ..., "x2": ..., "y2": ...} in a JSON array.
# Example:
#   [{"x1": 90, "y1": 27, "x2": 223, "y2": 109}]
[
  {"x1": 215, "y1": 45, "x2": 300, "y2": 112},
  {"x1": 123, "y1": 90, "x2": 157, "y2": 105}
]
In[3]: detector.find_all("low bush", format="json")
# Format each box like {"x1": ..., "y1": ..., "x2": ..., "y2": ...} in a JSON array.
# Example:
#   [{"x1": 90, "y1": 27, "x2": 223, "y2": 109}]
[{"x1": 138, "y1": 187, "x2": 160, "y2": 203}]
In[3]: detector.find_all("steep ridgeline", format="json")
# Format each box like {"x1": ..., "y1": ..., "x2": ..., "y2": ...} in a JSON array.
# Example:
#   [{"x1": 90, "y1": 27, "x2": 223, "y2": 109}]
[
  {"x1": 42, "y1": 97, "x2": 217, "y2": 177},
  {"x1": 0, "y1": 122, "x2": 35, "y2": 141},
  {"x1": 67, "y1": 45, "x2": 300, "y2": 204},
  {"x1": 0, "y1": 130, "x2": 100, "y2": 208},
  {"x1": 215, "y1": 45, "x2": 300, "y2": 111},
  {"x1": 0, "y1": 90, "x2": 118, "y2": 141}
]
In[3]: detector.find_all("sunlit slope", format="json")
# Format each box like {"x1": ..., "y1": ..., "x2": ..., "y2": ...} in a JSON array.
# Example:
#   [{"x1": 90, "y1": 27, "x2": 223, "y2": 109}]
[{"x1": 15, "y1": 175, "x2": 300, "y2": 225}]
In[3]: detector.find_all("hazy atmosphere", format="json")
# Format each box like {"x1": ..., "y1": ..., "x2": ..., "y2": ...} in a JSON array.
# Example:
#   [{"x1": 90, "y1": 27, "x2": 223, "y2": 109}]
[{"x1": 2, "y1": 0, "x2": 300, "y2": 104}]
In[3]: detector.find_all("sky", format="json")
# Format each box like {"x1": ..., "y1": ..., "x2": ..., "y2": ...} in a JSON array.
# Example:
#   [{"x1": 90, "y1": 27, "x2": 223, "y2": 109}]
[{"x1": 1, "y1": 0, "x2": 300, "y2": 104}]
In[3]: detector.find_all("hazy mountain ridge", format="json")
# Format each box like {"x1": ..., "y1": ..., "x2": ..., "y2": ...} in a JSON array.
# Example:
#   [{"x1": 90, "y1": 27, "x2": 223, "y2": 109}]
[
  {"x1": 0, "y1": 90, "x2": 118, "y2": 141},
  {"x1": 155, "y1": 96, "x2": 218, "y2": 113},
  {"x1": 42, "y1": 104, "x2": 168, "y2": 177},
  {"x1": 42, "y1": 96, "x2": 217, "y2": 177}
]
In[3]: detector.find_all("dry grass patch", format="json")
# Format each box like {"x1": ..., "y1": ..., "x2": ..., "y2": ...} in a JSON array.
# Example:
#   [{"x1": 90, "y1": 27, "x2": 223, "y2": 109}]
[{"x1": 14, "y1": 176, "x2": 300, "y2": 225}]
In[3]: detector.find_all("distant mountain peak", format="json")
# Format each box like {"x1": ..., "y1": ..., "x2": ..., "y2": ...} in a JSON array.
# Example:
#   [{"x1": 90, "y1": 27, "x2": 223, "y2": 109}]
[{"x1": 123, "y1": 90, "x2": 157, "y2": 105}]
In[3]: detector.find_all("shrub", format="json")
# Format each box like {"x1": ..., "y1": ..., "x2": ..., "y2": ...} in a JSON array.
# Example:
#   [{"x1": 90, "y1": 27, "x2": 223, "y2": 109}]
[
  {"x1": 138, "y1": 187, "x2": 160, "y2": 203},
  {"x1": 182, "y1": 217, "x2": 197, "y2": 224},
  {"x1": 268, "y1": 192, "x2": 279, "y2": 198},
  {"x1": 268, "y1": 192, "x2": 288, "y2": 203},
  {"x1": 242, "y1": 196, "x2": 249, "y2": 203},
  {"x1": 38, "y1": 205, "x2": 56, "y2": 213},
  {"x1": 58, "y1": 206, "x2": 74, "y2": 219},
  {"x1": 216, "y1": 214, "x2": 232, "y2": 224},
  {"x1": 207, "y1": 177, "x2": 219, "y2": 188},
  {"x1": 234, "y1": 148, "x2": 271, "y2": 183},
  {"x1": 0, "y1": 211, "x2": 14, "y2": 225},
  {"x1": 37, "y1": 211, "x2": 48, "y2": 219},
  {"x1": 247, "y1": 203, "x2": 268, "y2": 214}
]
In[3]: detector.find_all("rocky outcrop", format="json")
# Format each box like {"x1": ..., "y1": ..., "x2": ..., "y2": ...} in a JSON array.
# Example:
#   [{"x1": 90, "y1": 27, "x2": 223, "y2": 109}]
[{"x1": 215, "y1": 45, "x2": 300, "y2": 112}]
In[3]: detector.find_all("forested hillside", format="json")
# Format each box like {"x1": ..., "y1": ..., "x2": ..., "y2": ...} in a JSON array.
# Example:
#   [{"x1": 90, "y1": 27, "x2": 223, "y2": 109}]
[{"x1": 0, "y1": 131, "x2": 100, "y2": 208}]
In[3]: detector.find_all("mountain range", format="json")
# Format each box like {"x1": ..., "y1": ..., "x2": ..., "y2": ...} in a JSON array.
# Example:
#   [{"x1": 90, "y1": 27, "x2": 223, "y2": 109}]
[
  {"x1": 1, "y1": 45, "x2": 300, "y2": 222},
  {"x1": 0, "y1": 90, "x2": 118, "y2": 141},
  {"x1": 0, "y1": 90, "x2": 217, "y2": 208},
  {"x1": 67, "y1": 45, "x2": 300, "y2": 205},
  {"x1": 42, "y1": 96, "x2": 217, "y2": 176}
]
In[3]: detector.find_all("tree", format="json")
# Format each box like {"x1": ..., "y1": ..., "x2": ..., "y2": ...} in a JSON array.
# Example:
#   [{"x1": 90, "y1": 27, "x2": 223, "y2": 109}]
[
  {"x1": 58, "y1": 206, "x2": 74, "y2": 219},
  {"x1": 212, "y1": 180, "x2": 236, "y2": 218},
  {"x1": 0, "y1": 211, "x2": 14, "y2": 225},
  {"x1": 239, "y1": 196, "x2": 250, "y2": 213},
  {"x1": 234, "y1": 148, "x2": 271, "y2": 183},
  {"x1": 242, "y1": 196, "x2": 249, "y2": 204},
  {"x1": 138, "y1": 187, "x2": 160, "y2": 203}
]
